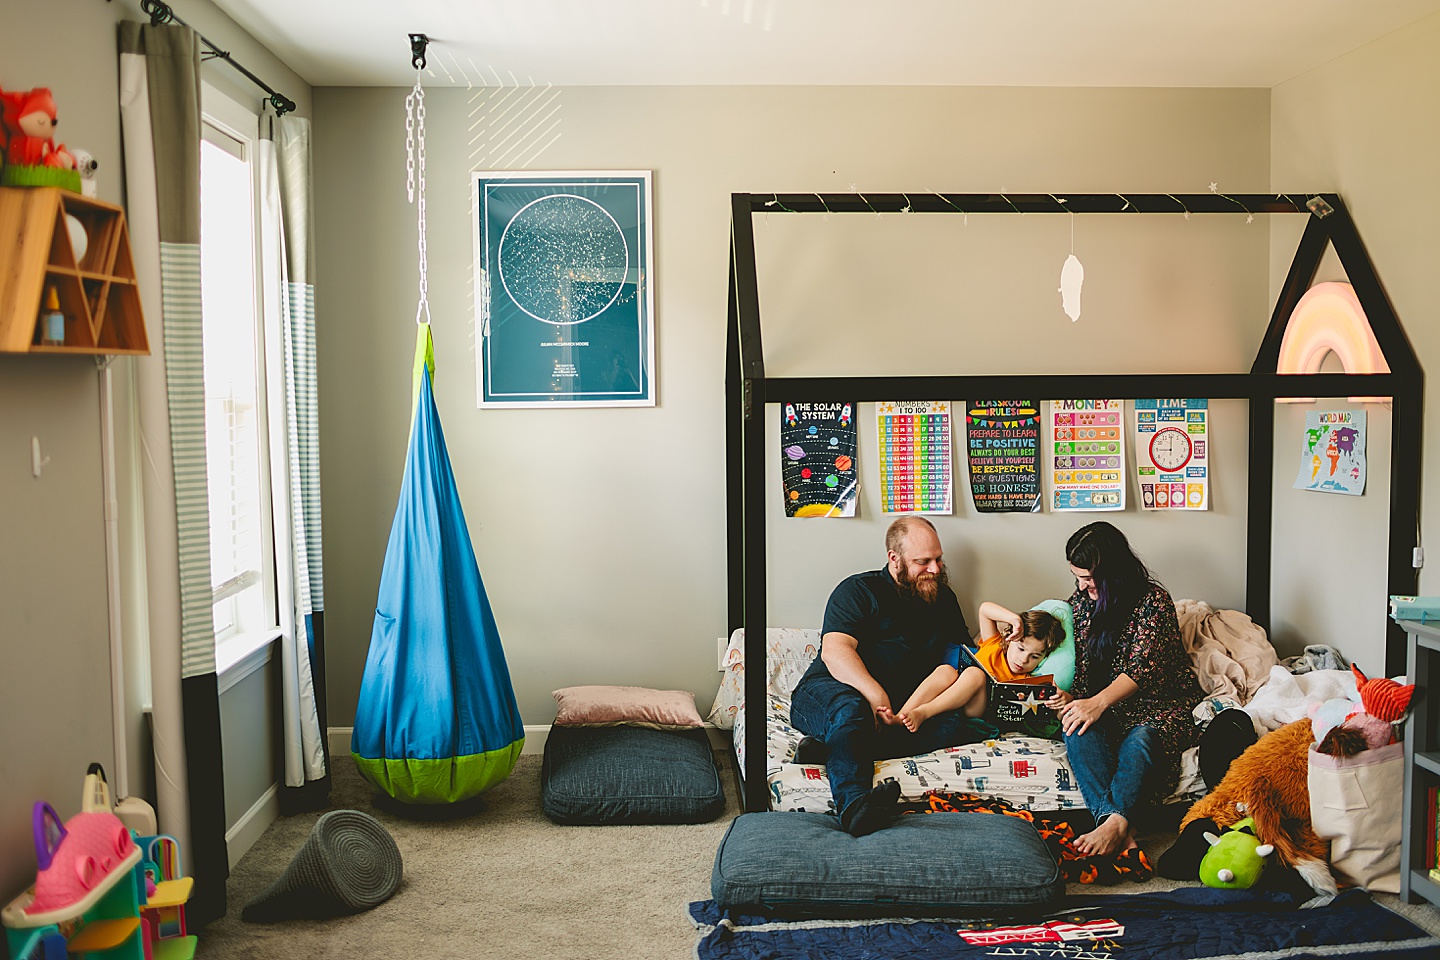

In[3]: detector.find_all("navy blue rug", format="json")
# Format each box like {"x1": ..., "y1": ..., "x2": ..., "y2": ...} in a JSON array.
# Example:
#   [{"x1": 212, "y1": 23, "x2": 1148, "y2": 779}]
[{"x1": 690, "y1": 889, "x2": 1439, "y2": 960}]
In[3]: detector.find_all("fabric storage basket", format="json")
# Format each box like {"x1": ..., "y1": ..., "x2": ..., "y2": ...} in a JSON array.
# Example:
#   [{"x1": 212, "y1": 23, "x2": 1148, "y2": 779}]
[{"x1": 1307, "y1": 741, "x2": 1404, "y2": 893}]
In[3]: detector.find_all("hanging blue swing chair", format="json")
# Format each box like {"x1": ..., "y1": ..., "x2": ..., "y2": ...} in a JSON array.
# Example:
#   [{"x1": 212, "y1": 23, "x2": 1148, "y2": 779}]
[{"x1": 351, "y1": 325, "x2": 524, "y2": 803}]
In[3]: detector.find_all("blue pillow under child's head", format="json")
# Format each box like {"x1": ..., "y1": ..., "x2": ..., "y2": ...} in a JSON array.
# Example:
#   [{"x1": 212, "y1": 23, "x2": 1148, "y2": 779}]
[{"x1": 1029, "y1": 599, "x2": 1076, "y2": 693}]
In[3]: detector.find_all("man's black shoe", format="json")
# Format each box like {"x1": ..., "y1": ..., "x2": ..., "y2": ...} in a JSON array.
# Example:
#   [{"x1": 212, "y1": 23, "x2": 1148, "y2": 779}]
[
  {"x1": 840, "y1": 781, "x2": 901, "y2": 837},
  {"x1": 793, "y1": 736, "x2": 827, "y2": 765}
]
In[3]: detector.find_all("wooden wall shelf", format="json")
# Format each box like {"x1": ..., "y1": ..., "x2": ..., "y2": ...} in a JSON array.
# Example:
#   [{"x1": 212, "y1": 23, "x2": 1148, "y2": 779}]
[{"x1": 0, "y1": 186, "x2": 149, "y2": 355}]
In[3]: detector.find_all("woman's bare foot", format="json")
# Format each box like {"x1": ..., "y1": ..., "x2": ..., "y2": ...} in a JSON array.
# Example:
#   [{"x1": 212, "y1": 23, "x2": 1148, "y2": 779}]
[
  {"x1": 1074, "y1": 814, "x2": 1136, "y2": 858},
  {"x1": 897, "y1": 703, "x2": 934, "y2": 732}
]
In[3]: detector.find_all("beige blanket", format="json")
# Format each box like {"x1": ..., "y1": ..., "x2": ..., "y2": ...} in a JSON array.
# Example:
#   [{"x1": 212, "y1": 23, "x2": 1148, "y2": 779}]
[{"x1": 1175, "y1": 598, "x2": 1278, "y2": 704}]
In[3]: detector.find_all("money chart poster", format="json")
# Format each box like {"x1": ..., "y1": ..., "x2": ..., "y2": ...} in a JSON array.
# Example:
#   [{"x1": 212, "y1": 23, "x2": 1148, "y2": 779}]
[
  {"x1": 876, "y1": 401, "x2": 953, "y2": 515},
  {"x1": 1294, "y1": 410, "x2": 1367, "y2": 496},
  {"x1": 965, "y1": 400, "x2": 1040, "y2": 513},
  {"x1": 782, "y1": 402, "x2": 859, "y2": 518},
  {"x1": 1135, "y1": 399, "x2": 1209, "y2": 510},
  {"x1": 1051, "y1": 399, "x2": 1125, "y2": 512}
]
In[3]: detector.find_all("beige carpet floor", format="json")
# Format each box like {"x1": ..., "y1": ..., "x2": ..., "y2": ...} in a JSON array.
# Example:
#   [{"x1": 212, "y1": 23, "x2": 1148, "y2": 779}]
[{"x1": 197, "y1": 751, "x2": 1440, "y2": 959}]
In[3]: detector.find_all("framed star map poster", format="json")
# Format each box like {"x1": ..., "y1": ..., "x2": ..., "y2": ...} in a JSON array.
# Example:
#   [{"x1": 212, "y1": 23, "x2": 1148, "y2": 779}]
[{"x1": 473, "y1": 171, "x2": 654, "y2": 407}]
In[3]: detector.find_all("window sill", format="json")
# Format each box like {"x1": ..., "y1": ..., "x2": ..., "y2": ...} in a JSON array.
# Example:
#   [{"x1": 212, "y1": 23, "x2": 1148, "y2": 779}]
[{"x1": 217, "y1": 629, "x2": 282, "y2": 694}]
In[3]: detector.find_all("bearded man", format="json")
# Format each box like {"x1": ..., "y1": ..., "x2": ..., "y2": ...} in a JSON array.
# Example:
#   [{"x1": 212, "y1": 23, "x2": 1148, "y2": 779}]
[{"x1": 790, "y1": 516, "x2": 990, "y2": 836}]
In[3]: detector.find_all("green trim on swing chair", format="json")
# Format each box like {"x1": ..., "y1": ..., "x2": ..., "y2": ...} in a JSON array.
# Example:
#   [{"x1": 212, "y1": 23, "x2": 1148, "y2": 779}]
[
  {"x1": 412, "y1": 321, "x2": 436, "y2": 421},
  {"x1": 352, "y1": 739, "x2": 524, "y2": 804}
]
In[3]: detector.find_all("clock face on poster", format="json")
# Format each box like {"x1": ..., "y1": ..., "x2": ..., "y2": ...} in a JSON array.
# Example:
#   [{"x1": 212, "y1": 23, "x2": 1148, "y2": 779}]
[{"x1": 1148, "y1": 427, "x2": 1193, "y2": 471}]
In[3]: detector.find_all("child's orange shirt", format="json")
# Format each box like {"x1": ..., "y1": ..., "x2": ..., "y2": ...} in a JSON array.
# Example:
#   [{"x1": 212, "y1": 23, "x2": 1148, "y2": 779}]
[{"x1": 974, "y1": 635, "x2": 1053, "y2": 685}]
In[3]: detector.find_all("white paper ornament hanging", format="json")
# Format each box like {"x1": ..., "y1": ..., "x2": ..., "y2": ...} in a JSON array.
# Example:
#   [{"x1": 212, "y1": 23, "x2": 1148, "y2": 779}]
[{"x1": 1059, "y1": 253, "x2": 1084, "y2": 322}]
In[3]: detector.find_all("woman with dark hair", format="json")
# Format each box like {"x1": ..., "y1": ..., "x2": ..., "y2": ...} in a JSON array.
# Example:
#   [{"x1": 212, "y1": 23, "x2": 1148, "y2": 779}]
[{"x1": 1045, "y1": 521, "x2": 1202, "y2": 857}]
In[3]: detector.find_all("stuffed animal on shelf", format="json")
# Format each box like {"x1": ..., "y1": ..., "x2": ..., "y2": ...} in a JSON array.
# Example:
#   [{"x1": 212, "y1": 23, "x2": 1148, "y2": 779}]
[
  {"x1": 1199, "y1": 816, "x2": 1274, "y2": 889},
  {"x1": 1, "y1": 86, "x2": 79, "y2": 190},
  {"x1": 1156, "y1": 718, "x2": 1336, "y2": 898}
]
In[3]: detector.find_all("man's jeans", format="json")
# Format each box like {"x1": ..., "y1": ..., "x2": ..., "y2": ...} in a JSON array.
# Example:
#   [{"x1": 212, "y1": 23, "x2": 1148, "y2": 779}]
[
  {"x1": 790, "y1": 672, "x2": 990, "y2": 817},
  {"x1": 1062, "y1": 721, "x2": 1159, "y2": 823}
]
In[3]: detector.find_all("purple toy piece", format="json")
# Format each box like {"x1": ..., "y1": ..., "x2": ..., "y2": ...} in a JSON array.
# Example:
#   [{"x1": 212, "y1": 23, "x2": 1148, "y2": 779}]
[{"x1": 31, "y1": 802, "x2": 66, "y2": 871}]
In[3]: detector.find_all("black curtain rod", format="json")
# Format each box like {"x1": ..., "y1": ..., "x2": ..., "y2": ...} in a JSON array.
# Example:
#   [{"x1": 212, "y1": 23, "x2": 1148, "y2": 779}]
[{"x1": 135, "y1": 0, "x2": 296, "y2": 116}]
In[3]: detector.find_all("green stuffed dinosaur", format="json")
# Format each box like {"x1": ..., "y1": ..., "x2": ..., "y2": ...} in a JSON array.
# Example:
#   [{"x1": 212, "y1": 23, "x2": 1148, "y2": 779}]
[{"x1": 1200, "y1": 815, "x2": 1274, "y2": 889}]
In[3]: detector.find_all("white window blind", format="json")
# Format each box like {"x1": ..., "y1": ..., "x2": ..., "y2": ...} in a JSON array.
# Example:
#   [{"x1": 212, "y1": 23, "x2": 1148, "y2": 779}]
[{"x1": 201, "y1": 108, "x2": 277, "y2": 659}]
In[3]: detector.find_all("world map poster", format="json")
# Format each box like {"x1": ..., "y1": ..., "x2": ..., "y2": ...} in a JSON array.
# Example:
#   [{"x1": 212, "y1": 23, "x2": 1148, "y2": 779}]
[
  {"x1": 1294, "y1": 409, "x2": 1367, "y2": 496},
  {"x1": 965, "y1": 400, "x2": 1040, "y2": 513},
  {"x1": 781, "y1": 402, "x2": 859, "y2": 518}
]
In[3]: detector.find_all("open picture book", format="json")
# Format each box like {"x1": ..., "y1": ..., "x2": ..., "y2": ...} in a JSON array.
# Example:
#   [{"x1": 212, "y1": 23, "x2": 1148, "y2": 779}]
[{"x1": 979, "y1": 660, "x2": 1060, "y2": 735}]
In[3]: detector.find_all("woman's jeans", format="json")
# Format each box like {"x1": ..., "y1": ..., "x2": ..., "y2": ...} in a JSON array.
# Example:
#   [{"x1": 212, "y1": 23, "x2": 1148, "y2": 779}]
[
  {"x1": 1062, "y1": 721, "x2": 1159, "y2": 824},
  {"x1": 790, "y1": 672, "x2": 989, "y2": 817}
]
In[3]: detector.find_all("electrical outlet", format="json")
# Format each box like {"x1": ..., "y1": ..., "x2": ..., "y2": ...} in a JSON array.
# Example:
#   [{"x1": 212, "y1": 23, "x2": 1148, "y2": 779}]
[{"x1": 717, "y1": 637, "x2": 728, "y2": 671}]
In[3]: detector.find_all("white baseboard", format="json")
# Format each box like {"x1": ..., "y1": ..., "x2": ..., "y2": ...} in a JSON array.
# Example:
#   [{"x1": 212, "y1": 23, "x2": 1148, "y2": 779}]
[
  {"x1": 329, "y1": 724, "x2": 729, "y2": 759},
  {"x1": 226, "y1": 782, "x2": 279, "y2": 870},
  {"x1": 522, "y1": 724, "x2": 549, "y2": 754}
]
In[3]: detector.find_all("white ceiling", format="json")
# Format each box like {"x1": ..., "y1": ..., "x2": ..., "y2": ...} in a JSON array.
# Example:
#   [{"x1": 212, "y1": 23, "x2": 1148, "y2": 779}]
[{"x1": 211, "y1": 0, "x2": 1440, "y2": 88}]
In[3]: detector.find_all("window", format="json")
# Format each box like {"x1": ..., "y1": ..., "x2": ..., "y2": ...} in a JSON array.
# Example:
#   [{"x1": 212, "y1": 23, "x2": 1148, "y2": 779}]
[{"x1": 200, "y1": 86, "x2": 280, "y2": 673}]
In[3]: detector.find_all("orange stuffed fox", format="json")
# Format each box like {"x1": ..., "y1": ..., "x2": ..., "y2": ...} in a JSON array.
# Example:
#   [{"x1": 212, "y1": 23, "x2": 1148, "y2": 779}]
[{"x1": 1165, "y1": 718, "x2": 1337, "y2": 898}]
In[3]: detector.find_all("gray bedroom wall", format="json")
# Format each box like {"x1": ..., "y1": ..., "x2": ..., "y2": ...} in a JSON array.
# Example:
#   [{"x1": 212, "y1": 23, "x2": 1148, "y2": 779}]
[
  {"x1": 1269, "y1": 11, "x2": 1440, "y2": 676},
  {"x1": 0, "y1": 0, "x2": 311, "y2": 907},
  {"x1": 313, "y1": 84, "x2": 1272, "y2": 730}
]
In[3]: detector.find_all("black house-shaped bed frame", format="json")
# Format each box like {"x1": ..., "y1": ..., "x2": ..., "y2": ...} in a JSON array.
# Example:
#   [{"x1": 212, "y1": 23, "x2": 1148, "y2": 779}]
[{"x1": 727, "y1": 192, "x2": 1423, "y2": 813}]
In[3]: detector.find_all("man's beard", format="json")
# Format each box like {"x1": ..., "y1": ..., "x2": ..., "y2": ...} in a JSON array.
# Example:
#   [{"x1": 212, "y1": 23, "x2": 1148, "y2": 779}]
[{"x1": 895, "y1": 561, "x2": 949, "y2": 603}]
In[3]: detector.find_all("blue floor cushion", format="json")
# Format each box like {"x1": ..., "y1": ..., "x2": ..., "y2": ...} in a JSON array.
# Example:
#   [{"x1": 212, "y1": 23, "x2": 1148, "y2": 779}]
[
  {"x1": 712, "y1": 810, "x2": 1063, "y2": 917},
  {"x1": 541, "y1": 725, "x2": 726, "y2": 825}
]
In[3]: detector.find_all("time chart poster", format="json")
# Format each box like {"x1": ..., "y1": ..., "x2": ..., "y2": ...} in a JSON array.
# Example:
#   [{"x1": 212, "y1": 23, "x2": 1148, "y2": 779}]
[
  {"x1": 877, "y1": 401, "x2": 953, "y2": 515},
  {"x1": 1135, "y1": 399, "x2": 1209, "y2": 510},
  {"x1": 474, "y1": 172, "x2": 654, "y2": 407},
  {"x1": 782, "y1": 402, "x2": 858, "y2": 518},
  {"x1": 965, "y1": 400, "x2": 1040, "y2": 513},
  {"x1": 1050, "y1": 399, "x2": 1125, "y2": 512}
]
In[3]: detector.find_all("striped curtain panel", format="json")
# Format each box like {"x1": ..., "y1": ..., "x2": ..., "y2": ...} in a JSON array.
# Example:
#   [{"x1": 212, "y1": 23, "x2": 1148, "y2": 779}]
[
  {"x1": 118, "y1": 22, "x2": 228, "y2": 924},
  {"x1": 259, "y1": 113, "x2": 329, "y2": 804}
]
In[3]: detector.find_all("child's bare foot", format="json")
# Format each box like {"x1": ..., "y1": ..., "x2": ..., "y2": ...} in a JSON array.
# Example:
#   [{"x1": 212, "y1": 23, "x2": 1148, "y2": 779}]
[
  {"x1": 1074, "y1": 814, "x2": 1135, "y2": 858},
  {"x1": 898, "y1": 703, "x2": 934, "y2": 732}
]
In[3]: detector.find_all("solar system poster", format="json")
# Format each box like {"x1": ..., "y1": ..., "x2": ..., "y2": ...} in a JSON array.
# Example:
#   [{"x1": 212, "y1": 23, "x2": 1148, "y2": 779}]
[
  {"x1": 782, "y1": 402, "x2": 859, "y2": 518},
  {"x1": 1050, "y1": 399, "x2": 1126, "y2": 512},
  {"x1": 965, "y1": 400, "x2": 1040, "y2": 513},
  {"x1": 473, "y1": 172, "x2": 654, "y2": 407},
  {"x1": 1135, "y1": 399, "x2": 1209, "y2": 510}
]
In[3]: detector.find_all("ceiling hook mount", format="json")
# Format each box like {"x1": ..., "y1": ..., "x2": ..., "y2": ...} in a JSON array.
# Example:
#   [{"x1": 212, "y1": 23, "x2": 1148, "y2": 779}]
[{"x1": 409, "y1": 33, "x2": 430, "y2": 71}]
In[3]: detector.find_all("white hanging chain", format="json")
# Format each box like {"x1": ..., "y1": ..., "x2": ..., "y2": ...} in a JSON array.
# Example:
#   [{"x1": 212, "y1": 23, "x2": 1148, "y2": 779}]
[{"x1": 406, "y1": 75, "x2": 431, "y2": 326}]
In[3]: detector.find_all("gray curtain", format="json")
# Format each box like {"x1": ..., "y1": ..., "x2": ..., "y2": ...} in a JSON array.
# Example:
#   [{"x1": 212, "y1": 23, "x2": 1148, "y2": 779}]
[
  {"x1": 119, "y1": 20, "x2": 228, "y2": 925},
  {"x1": 259, "y1": 111, "x2": 329, "y2": 805}
]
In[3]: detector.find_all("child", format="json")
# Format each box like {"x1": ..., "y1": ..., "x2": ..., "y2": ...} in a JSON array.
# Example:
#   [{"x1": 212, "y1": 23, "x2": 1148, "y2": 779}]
[{"x1": 896, "y1": 601, "x2": 1066, "y2": 732}]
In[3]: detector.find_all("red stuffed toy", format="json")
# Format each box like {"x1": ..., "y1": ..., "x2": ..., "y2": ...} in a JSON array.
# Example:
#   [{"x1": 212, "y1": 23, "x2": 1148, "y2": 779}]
[
  {"x1": 1352, "y1": 664, "x2": 1414, "y2": 721},
  {"x1": 1, "y1": 87, "x2": 75, "y2": 170}
]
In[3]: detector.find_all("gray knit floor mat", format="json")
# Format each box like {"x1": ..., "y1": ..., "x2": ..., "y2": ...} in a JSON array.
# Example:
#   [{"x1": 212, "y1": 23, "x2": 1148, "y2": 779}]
[{"x1": 242, "y1": 809, "x2": 403, "y2": 922}]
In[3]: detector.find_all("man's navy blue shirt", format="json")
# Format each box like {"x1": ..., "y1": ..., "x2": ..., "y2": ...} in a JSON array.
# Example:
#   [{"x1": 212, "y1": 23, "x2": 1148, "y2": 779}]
[{"x1": 800, "y1": 567, "x2": 972, "y2": 702}]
